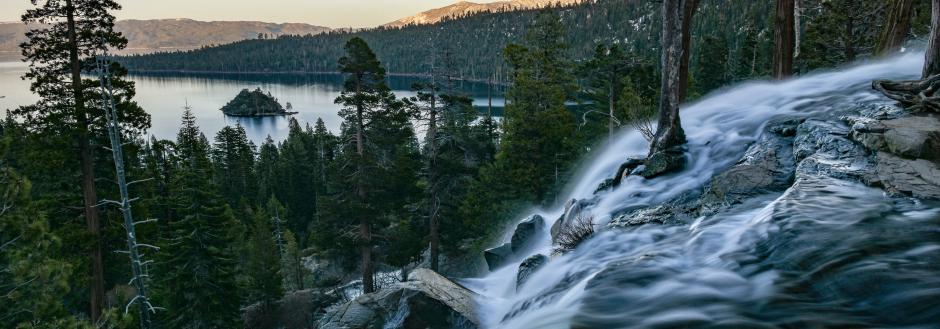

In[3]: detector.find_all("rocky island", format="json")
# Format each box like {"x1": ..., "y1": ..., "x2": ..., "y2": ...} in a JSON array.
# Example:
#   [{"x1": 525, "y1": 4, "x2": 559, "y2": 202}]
[{"x1": 220, "y1": 88, "x2": 297, "y2": 117}]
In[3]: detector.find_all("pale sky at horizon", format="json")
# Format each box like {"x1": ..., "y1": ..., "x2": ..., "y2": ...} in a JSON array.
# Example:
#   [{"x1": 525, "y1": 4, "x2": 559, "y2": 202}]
[{"x1": 0, "y1": 0, "x2": 501, "y2": 28}]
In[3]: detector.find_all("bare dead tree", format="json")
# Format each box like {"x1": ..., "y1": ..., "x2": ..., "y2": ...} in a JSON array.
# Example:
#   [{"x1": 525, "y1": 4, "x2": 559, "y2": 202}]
[{"x1": 95, "y1": 53, "x2": 159, "y2": 329}]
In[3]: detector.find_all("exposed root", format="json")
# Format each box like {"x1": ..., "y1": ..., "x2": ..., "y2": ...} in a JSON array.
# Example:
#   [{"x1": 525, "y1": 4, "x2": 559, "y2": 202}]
[{"x1": 873, "y1": 74, "x2": 940, "y2": 113}]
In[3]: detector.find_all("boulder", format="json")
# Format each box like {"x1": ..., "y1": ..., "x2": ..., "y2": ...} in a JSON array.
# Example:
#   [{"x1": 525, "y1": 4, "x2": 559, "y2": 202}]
[
  {"x1": 483, "y1": 243, "x2": 512, "y2": 271},
  {"x1": 510, "y1": 214, "x2": 544, "y2": 253},
  {"x1": 875, "y1": 151, "x2": 940, "y2": 199},
  {"x1": 516, "y1": 254, "x2": 549, "y2": 288},
  {"x1": 318, "y1": 269, "x2": 478, "y2": 329},
  {"x1": 846, "y1": 114, "x2": 940, "y2": 161},
  {"x1": 703, "y1": 117, "x2": 797, "y2": 206}
]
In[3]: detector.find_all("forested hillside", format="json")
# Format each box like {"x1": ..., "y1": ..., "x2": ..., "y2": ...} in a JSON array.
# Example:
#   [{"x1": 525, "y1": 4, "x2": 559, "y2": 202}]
[
  {"x1": 4, "y1": 0, "x2": 940, "y2": 328},
  {"x1": 120, "y1": 0, "x2": 933, "y2": 90}
]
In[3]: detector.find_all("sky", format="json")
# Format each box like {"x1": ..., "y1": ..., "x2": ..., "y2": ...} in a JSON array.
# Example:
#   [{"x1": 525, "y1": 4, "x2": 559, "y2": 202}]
[{"x1": 0, "y1": 0, "x2": 499, "y2": 28}]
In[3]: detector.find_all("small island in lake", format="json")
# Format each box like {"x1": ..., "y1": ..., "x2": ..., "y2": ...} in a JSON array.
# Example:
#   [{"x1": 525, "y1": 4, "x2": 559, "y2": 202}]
[{"x1": 220, "y1": 88, "x2": 298, "y2": 117}]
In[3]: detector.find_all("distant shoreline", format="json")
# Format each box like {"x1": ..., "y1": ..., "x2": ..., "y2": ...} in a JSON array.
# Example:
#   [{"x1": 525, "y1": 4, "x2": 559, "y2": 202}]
[{"x1": 126, "y1": 69, "x2": 507, "y2": 85}]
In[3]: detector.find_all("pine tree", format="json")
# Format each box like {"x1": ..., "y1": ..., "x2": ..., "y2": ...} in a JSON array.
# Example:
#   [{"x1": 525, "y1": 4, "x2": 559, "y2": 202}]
[
  {"x1": 212, "y1": 125, "x2": 257, "y2": 207},
  {"x1": 694, "y1": 35, "x2": 731, "y2": 94},
  {"x1": 245, "y1": 207, "x2": 283, "y2": 309},
  {"x1": 0, "y1": 137, "x2": 87, "y2": 328},
  {"x1": 157, "y1": 109, "x2": 242, "y2": 329},
  {"x1": 281, "y1": 230, "x2": 308, "y2": 291},
  {"x1": 581, "y1": 44, "x2": 634, "y2": 139},
  {"x1": 334, "y1": 37, "x2": 397, "y2": 293},
  {"x1": 17, "y1": 0, "x2": 150, "y2": 320},
  {"x1": 499, "y1": 12, "x2": 579, "y2": 201}
]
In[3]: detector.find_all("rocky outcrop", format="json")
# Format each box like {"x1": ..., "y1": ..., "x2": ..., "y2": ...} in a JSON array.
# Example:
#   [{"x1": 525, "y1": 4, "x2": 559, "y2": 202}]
[
  {"x1": 516, "y1": 254, "x2": 548, "y2": 288},
  {"x1": 510, "y1": 215, "x2": 544, "y2": 253},
  {"x1": 846, "y1": 114, "x2": 940, "y2": 161},
  {"x1": 483, "y1": 243, "x2": 513, "y2": 271},
  {"x1": 318, "y1": 269, "x2": 478, "y2": 329},
  {"x1": 702, "y1": 117, "x2": 800, "y2": 207},
  {"x1": 875, "y1": 152, "x2": 940, "y2": 199},
  {"x1": 484, "y1": 214, "x2": 548, "y2": 270}
]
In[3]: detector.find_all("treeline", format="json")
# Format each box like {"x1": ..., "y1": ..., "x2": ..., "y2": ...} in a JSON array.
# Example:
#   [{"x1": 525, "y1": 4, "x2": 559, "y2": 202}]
[
  {"x1": 1, "y1": 2, "x2": 642, "y2": 326},
  {"x1": 119, "y1": 0, "x2": 933, "y2": 91},
  {"x1": 3, "y1": 0, "x2": 938, "y2": 328}
]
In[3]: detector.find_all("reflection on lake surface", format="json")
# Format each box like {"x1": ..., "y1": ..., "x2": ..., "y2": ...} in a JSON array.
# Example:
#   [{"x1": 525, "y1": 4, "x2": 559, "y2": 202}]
[{"x1": 0, "y1": 61, "x2": 505, "y2": 143}]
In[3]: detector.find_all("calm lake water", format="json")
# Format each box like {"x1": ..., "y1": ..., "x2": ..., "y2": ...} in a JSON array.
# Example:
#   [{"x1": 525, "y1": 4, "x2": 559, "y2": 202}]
[{"x1": 0, "y1": 61, "x2": 505, "y2": 143}]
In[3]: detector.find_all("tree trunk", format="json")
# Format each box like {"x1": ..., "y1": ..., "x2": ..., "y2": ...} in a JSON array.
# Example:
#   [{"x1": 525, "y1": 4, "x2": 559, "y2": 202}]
[
  {"x1": 609, "y1": 77, "x2": 615, "y2": 137},
  {"x1": 355, "y1": 78, "x2": 374, "y2": 294},
  {"x1": 845, "y1": 12, "x2": 856, "y2": 62},
  {"x1": 66, "y1": 0, "x2": 104, "y2": 322},
  {"x1": 650, "y1": 0, "x2": 688, "y2": 156},
  {"x1": 925, "y1": 0, "x2": 940, "y2": 78},
  {"x1": 427, "y1": 87, "x2": 440, "y2": 272},
  {"x1": 678, "y1": 0, "x2": 699, "y2": 102},
  {"x1": 773, "y1": 0, "x2": 795, "y2": 79},
  {"x1": 877, "y1": 0, "x2": 915, "y2": 56}
]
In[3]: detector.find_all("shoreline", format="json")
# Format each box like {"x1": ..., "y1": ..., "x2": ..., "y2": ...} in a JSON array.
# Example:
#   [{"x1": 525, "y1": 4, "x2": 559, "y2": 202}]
[{"x1": 125, "y1": 68, "x2": 509, "y2": 85}]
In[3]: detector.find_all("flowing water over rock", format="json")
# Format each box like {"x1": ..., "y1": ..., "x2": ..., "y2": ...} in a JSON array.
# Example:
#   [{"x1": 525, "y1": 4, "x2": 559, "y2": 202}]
[{"x1": 462, "y1": 52, "x2": 940, "y2": 329}]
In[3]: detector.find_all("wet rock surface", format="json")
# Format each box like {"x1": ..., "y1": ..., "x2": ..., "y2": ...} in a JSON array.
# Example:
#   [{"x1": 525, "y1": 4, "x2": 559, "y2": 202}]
[
  {"x1": 510, "y1": 215, "x2": 544, "y2": 253},
  {"x1": 483, "y1": 243, "x2": 512, "y2": 271},
  {"x1": 516, "y1": 254, "x2": 548, "y2": 288},
  {"x1": 702, "y1": 117, "x2": 800, "y2": 207},
  {"x1": 318, "y1": 269, "x2": 478, "y2": 329}
]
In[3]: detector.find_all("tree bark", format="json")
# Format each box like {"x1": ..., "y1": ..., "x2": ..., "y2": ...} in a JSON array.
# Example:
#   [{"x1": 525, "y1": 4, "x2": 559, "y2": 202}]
[
  {"x1": 427, "y1": 85, "x2": 440, "y2": 272},
  {"x1": 650, "y1": 0, "x2": 688, "y2": 156},
  {"x1": 355, "y1": 77, "x2": 374, "y2": 294},
  {"x1": 609, "y1": 77, "x2": 615, "y2": 137},
  {"x1": 678, "y1": 0, "x2": 699, "y2": 102},
  {"x1": 925, "y1": 0, "x2": 940, "y2": 78},
  {"x1": 66, "y1": 0, "x2": 104, "y2": 322},
  {"x1": 877, "y1": 0, "x2": 916, "y2": 56},
  {"x1": 773, "y1": 0, "x2": 795, "y2": 79}
]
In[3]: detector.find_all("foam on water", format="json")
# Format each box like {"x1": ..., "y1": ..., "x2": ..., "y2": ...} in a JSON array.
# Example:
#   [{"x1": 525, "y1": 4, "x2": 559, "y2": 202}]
[{"x1": 462, "y1": 52, "x2": 935, "y2": 328}]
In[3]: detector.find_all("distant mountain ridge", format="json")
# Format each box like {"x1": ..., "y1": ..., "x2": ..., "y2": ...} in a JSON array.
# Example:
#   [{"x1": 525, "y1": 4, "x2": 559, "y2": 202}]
[
  {"x1": 384, "y1": 0, "x2": 583, "y2": 27},
  {"x1": 0, "y1": 18, "x2": 331, "y2": 55}
]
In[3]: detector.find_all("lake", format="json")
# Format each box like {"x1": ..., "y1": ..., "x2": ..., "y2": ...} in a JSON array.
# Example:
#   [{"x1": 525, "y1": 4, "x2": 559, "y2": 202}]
[{"x1": 0, "y1": 61, "x2": 505, "y2": 143}]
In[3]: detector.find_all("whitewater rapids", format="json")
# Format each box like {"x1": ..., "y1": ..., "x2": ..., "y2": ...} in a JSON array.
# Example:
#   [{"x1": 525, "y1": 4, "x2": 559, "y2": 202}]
[{"x1": 461, "y1": 52, "x2": 940, "y2": 329}]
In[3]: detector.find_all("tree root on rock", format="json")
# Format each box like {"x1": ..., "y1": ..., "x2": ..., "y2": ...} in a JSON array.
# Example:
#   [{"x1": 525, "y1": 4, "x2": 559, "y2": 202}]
[{"x1": 873, "y1": 74, "x2": 940, "y2": 113}]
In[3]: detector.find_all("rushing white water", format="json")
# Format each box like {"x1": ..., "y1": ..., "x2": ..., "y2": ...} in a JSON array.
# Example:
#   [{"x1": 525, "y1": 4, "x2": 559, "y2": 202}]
[{"x1": 462, "y1": 52, "x2": 939, "y2": 328}]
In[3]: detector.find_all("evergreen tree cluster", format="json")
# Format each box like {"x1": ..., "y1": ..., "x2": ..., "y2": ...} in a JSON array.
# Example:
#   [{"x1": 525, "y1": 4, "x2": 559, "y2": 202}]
[{"x1": 3, "y1": 0, "x2": 937, "y2": 328}]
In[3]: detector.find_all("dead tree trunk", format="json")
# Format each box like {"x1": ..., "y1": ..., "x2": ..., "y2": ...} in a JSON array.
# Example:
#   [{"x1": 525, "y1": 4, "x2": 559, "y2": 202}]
[
  {"x1": 774, "y1": 0, "x2": 796, "y2": 79},
  {"x1": 66, "y1": 0, "x2": 104, "y2": 321},
  {"x1": 643, "y1": 0, "x2": 688, "y2": 178},
  {"x1": 678, "y1": 0, "x2": 699, "y2": 102},
  {"x1": 96, "y1": 55, "x2": 156, "y2": 329},
  {"x1": 876, "y1": 0, "x2": 916, "y2": 56}
]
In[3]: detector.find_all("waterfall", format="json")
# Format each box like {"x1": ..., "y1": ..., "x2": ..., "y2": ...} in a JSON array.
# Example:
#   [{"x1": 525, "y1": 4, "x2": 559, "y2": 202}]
[{"x1": 462, "y1": 52, "x2": 939, "y2": 328}]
